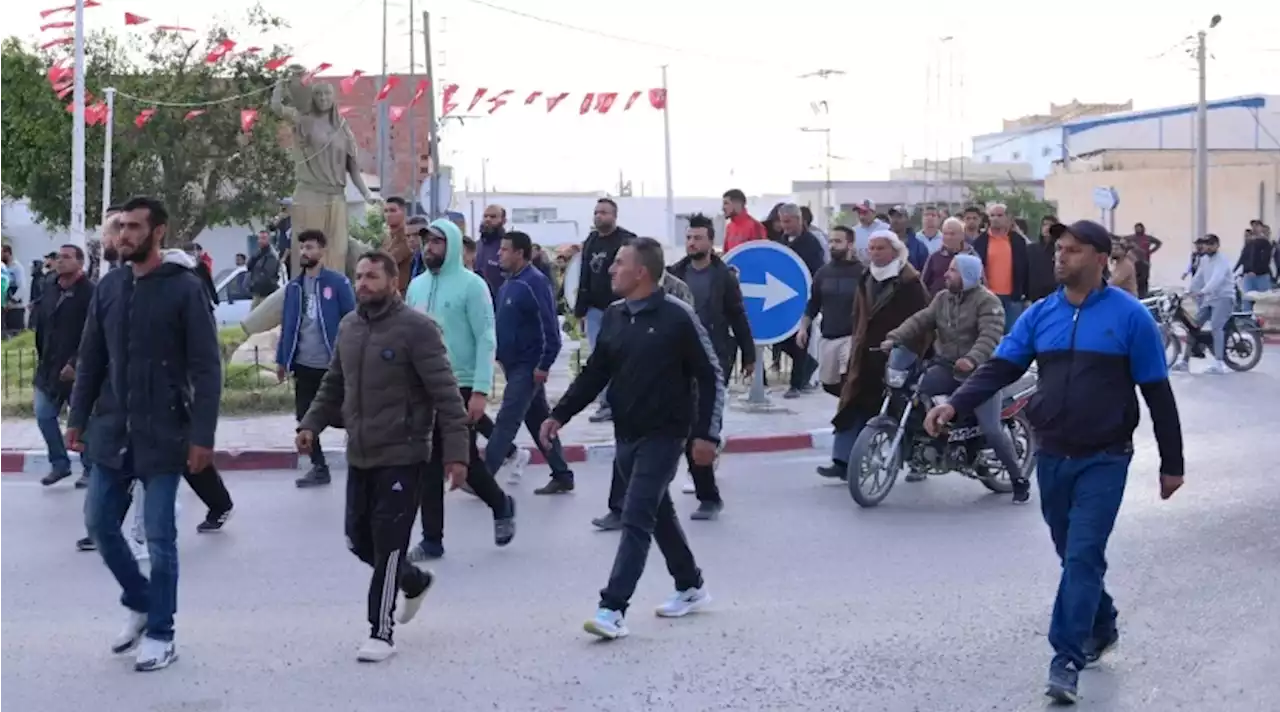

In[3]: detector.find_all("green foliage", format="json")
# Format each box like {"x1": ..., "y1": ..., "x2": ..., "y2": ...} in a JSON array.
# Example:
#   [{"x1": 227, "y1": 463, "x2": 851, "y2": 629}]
[
  {"x1": 1, "y1": 7, "x2": 295, "y2": 245},
  {"x1": 965, "y1": 183, "x2": 1058, "y2": 229},
  {"x1": 348, "y1": 208, "x2": 386, "y2": 248}
]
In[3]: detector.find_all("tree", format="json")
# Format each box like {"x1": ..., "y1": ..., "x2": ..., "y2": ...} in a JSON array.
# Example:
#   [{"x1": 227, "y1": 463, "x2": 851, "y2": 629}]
[
  {"x1": 1, "y1": 7, "x2": 294, "y2": 245},
  {"x1": 965, "y1": 182, "x2": 1058, "y2": 231}
]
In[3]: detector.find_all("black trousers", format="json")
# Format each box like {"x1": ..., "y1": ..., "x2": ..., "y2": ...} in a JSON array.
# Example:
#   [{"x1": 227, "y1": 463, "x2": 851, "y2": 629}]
[
  {"x1": 776, "y1": 335, "x2": 817, "y2": 389},
  {"x1": 184, "y1": 465, "x2": 233, "y2": 514},
  {"x1": 473, "y1": 413, "x2": 517, "y2": 461},
  {"x1": 607, "y1": 438, "x2": 721, "y2": 509},
  {"x1": 293, "y1": 364, "x2": 328, "y2": 469},
  {"x1": 418, "y1": 387, "x2": 509, "y2": 547},
  {"x1": 345, "y1": 463, "x2": 433, "y2": 643}
]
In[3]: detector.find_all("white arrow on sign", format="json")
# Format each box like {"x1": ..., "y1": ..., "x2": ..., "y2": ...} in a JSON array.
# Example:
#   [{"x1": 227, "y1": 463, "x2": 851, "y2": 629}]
[{"x1": 739, "y1": 272, "x2": 800, "y2": 311}]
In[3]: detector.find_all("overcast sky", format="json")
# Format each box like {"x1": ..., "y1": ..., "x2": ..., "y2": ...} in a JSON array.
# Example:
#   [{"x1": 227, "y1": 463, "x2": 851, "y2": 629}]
[{"x1": 14, "y1": 0, "x2": 1280, "y2": 197}]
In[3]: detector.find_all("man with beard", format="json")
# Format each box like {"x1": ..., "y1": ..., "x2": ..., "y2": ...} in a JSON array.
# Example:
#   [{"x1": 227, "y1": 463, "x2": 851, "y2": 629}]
[
  {"x1": 829, "y1": 231, "x2": 930, "y2": 481},
  {"x1": 1027, "y1": 216, "x2": 1060, "y2": 303},
  {"x1": 298, "y1": 251, "x2": 470, "y2": 663},
  {"x1": 405, "y1": 219, "x2": 516, "y2": 561},
  {"x1": 925, "y1": 220, "x2": 1184, "y2": 703},
  {"x1": 663, "y1": 214, "x2": 754, "y2": 520},
  {"x1": 800, "y1": 226, "x2": 864, "y2": 479},
  {"x1": 920, "y1": 217, "x2": 976, "y2": 296},
  {"x1": 722, "y1": 188, "x2": 767, "y2": 252},
  {"x1": 67, "y1": 195, "x2": 223, "y2": 672},
  {"x1": 574, "y1": 198, "x2": 637, "y2": 423},
  {"x1": 380, "y1": 196, "x2": 413, "y2": 295},
  {"x1": 277, "y1": 230, "x2": 357, "y2": 488},
  {"x1": 974, "y1": 203, "x2": 1031, "y2": 333},
  {"x1": 475, "y1": 204, "x2": 508, "y2": 299},
  {"x1": 541, "y1": 237, "x2": 723, "y2": 640},
  {"x1": 486, "y1": 230, "x2": 577, "y2": 495},
  {"x1": 882, "y1": 253, "x2": 1027, "y2": 499},
  {"x1": 1176, "y1": 233, "x2": 1235, "y2": 375}
]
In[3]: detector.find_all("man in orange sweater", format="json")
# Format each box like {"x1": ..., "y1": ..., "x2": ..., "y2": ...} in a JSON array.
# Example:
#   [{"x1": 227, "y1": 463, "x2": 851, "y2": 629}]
[{"x1": 722, "y1": 189, "x2": 767, "y2": 252}]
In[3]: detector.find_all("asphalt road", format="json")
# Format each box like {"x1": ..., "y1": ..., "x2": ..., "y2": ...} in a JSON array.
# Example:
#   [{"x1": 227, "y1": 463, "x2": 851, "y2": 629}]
[{"x1": 3, "y1": 362, "x2": 1279, "y2": 711}]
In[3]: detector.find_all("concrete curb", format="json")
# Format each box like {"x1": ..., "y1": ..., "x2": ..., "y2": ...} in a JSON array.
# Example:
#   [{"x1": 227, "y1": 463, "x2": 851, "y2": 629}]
[{"x1": 0, "y1": 429, "x2": 835, "y2": 474}]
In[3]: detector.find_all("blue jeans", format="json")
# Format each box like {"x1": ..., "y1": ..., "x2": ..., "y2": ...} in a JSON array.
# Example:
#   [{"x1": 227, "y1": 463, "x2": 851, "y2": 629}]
[
  {"x1": 999, "y1": 296, "x2": 1025, "y2": 334},
  {"x1": 1038, "y1": 450, "x2": 1130, "y2": 669},
  {"x1": 33, "y1": 387, "x2": 72, "y2": 473},
  {"x1": 84, "y1": 453, "x2": 182, "y2": 642},
  {"x1": 585, "y1": 308, "x2": 609, "y2": 407},
  {"x1": 1204, "y1": 297, "x2": 1233, "y2": 361},
  {"x1": 831, "y1": 412, "x2": 870, "y2": 467},
  {"x1": 484, "y1": 366, "x2": 573, "y2": 481},
  {"x1": 599, "y1": 437, "x2": 702, "y2": 613},
  {"x1": 1240, "y1": 274, "x2": 1272, "y2": 312}
]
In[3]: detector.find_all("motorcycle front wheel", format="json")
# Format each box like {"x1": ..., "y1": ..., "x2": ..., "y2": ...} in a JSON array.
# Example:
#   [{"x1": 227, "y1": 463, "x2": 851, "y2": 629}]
[
  {"x1": 847, "y1": 422, "x2": 903, "y2": 508},
  {"x1": 1225, "y1": 328, "x2": 1264, "y2": 372},
  {"x1": 1161, "y1": 323, "x2": 1183, "y2": 367},
  {"x1": 979, "y1": 411, "x2": 1038, "y2": 493}
]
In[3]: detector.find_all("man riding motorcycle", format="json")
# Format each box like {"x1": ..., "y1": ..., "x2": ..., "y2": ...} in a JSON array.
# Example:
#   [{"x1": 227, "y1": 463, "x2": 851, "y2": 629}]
[{"x1": 881, "y1": 253, "x2": 1030, "y2": 502}]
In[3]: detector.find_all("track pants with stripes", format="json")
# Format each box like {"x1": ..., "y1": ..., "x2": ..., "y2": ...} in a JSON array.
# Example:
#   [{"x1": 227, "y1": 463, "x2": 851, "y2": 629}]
[{"x1": 345, "y1": 463, "x2": 434, "y2": 643}]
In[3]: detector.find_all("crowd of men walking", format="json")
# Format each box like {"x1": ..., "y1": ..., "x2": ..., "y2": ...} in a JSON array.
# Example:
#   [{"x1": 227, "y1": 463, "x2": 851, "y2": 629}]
[{"x1": 20, "y1": 187, "x2": 1232, "y2": 704}]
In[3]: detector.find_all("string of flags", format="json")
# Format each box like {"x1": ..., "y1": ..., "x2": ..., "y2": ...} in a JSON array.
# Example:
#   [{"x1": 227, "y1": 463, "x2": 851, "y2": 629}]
[{"x1": 40, "y1": 4, "x2": 670, "y2": 133}]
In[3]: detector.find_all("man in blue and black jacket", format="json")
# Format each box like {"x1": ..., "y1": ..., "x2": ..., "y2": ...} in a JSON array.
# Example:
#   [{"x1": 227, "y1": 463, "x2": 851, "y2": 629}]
[
  {"x1": 276, "y1": 229, "x2": 356, "y2": 488},
  {"x1": 488, "y1": 230, "x2": 576, "y2": 495},
  {"x1": 924, "y1": 219, "x2": 1185, "y2": 704}
]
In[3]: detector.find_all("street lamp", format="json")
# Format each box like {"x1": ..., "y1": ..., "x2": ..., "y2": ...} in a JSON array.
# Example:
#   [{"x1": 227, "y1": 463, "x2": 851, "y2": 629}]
[{"x1": 1194, "y1": 14, "x2": 1222, "y2": 241}]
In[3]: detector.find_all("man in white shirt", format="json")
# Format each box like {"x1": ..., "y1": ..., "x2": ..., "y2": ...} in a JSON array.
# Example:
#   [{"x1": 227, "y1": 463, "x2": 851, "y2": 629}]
[{"x1": 1174, "y1": 234, "x2": 1234, "y2": 374}]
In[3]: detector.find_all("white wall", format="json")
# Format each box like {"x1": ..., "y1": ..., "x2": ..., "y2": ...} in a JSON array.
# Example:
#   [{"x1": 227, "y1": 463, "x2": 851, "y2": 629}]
[{"x1": 972, "y1": 126, "x2": 1064, "y2": 178}]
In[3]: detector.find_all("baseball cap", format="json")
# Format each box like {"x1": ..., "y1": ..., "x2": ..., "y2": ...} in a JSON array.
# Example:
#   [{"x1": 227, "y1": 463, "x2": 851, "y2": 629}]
[
  {"x1": 854, "y1": 198, "x2": 876, "y2": 214},
  {"x1": 887, "y1": 205, "x2": 909, "y2": 218},
  {"x1": 1049, "y1": 220, "x2": 1112, "y2": 254}
]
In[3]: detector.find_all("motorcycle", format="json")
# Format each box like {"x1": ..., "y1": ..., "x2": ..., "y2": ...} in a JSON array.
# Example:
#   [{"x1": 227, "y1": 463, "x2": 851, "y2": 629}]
[
  {"x1": 1142, "y1": 287, "x2": 1265, "y2": 372},
  {"x1": 846, "y1": 347, "x2": 1038, "y2": 508}
]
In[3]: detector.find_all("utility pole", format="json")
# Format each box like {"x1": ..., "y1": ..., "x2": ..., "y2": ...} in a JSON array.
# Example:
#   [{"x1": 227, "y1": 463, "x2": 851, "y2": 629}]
[
  {"x1": 800, "y1": 68, "x2": 844, "y2": 226},
  {"x1": 1194, "y1": 15, "x2": 1221, "y2": 241},
  {"x1": 70, "y1": 0, "x2": 87, "y2": 248},
  {"x1": 941, "y1": 36, "x2": 955, "y2": 209},
  {"x1": 661, "y1": 65, "x2": 675, "y2": 244},
  {"x1": 407, "y1": 0, "x2": 417, "y2": 212},
  {"x1": 422, "y1": 11, "x2": 442, "y2": 218},
  {"x1": 800, "y1": 128, "x2": 831, "y2": 224},
  {"x1": 377, "y1": 0, "x2": 389, "y2": 198}
]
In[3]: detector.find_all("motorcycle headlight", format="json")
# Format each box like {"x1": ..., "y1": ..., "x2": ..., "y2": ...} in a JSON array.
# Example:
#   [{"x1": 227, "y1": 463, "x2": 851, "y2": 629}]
[
  {"x1": 885, "y1": 368, "x2": 908, "y2": 388},
  {"x1": 931, "y1": 395, "x2": 950, "y2": 407}
]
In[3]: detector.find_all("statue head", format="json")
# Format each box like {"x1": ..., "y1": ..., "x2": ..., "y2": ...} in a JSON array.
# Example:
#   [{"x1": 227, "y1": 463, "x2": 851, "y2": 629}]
[{"x1": 311, "y1": 83, "x2": 336, "y2": 113}]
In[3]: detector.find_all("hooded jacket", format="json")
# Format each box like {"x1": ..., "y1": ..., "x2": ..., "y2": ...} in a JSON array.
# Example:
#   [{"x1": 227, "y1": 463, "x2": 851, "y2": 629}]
[
  {"x1": 887, "y1": 259, "x2": 1005, "y2": 373},
  {"x1": 68, "y1": 250, "x2": 223, "y2": 476},
  {"x1": 404, "y1": 219, "x2": 497, "y2": 395}
]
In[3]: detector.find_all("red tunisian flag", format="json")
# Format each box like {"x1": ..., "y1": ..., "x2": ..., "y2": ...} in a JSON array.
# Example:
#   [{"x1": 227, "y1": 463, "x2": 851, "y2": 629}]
[
  {"x1": 265, "y1": 56, "x2": 291, "y2": 71},
  {"x1": 41, "y1": 37, "x2": 74, "y2": 50},
  {"x1": 524, "y1": 91, "x2": 542, "y2": 105},
  {"x1": 467, "y1": 88, "x2": 488, "y2": 112},
  {"x1": 546, "y1": 92, "x2": 570, "y2": 112},
  {"x1": 184, "y1": 110, "x2": 205, "y2": 121},
  {"x1": 409, "y1": 80, "x2": 429, "y2": 106},
  {"x1": 240, "y1": 109, "x2": 258, "y2": 133},
  {"x1": 624, "y1": 91, "x2": 641, "y2": 110},
  {"x1": 124, "y1": 12, "x2": 149, "y2": 26},
  {"x1": 205, "y1": 40, "x2": 236, "y2": 64},
  {"x1": 302, "y1": 63, "x2": 331, "y2": 85},
  {"x1": 648, "y1": 88, "x2": 668, "y2": 110},
  {"x1": 40, "y1": 21, "x2": 74, "y2": 31},
  {"x1": 441, "y1": 84, "x2": 459, "y2": 115},
  {"x1": 40, "y1": 1, "x2": 98, "y2": 18},
  {"x1": 389, "y1": 106, "x2": 407, "y2": 123},
  {"x1": 375, "y1": 76, "x2": 400, "y2": 102},
  {"x1": 134, "y1": 109, "x2": 156, "y2": 128},
  {"x1": 340, "y1": 71, "x2": 364, "y2": 95},
  {"x1": 578, "y1": 93, "x2": 595, "y2": 115},
  {"x1": 595, "y1": 92, "x2": 618, "y2": 114},
  {"x1": 486, "y1": 90, "x2": 513, "y2": 114}
]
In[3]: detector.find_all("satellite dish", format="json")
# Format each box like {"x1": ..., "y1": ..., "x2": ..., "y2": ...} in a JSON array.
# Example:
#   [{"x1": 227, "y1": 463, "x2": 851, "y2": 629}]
[{"x1": 562, "y1": 251, "x2": 583, "y2": 313}]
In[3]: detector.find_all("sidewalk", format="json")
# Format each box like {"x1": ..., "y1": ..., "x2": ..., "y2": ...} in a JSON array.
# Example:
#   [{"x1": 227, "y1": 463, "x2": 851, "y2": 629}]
[{"x1": 0, "y1": 381, "x2": 840, "y2": 473}]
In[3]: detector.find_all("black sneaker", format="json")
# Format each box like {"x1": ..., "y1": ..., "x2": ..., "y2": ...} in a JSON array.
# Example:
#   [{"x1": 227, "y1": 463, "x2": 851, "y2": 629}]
[
  {"x1": 533, "y1": 478, "x2": 574, "y2": 495},
  {"x1": 1083, "y1": 629, "x2": 1119, "y2": 667},
  {"x1": 40, "y1": 469, "x2": 73, "y2": 486},
  {"x1": 904, "y1": 471, "x2": 927, "y2": 483},
  {"x1": 408, "y1": 540, "x2": 445, "y2": 562},
  {"x1": 76, "y1": 536, "x2": 97, "y2": 552},
  {"x1": 74, "y1": 473, "x2": 90, "y2": 489},
  {"x1": 782, "y1": 388, "x2": 802, "y2": 399},
  {"x1": 591, "y1": 511, "x2": 622, "y2": 531},
  {"x1": 196, "y1": 508, "x2": 232, "y2": 533},
  {"x1": 690, "y1": 501, "x2": 723, "y2": 521},
  {"x1": 1044, "y1": 655, "x2": 1079, "y2": 704},
  {"x1": 295, "y1": 466, "x2": 331, "y2": 488},
  {"x1": 1012, "y1": 478, "x2": 1031, "y2": 504},
  {"x1": 816, "y1": 463, "x2": 847, "y2": 480},
  {"x1": 494, "y1": 495, "x2": 516, "y2": 547}
]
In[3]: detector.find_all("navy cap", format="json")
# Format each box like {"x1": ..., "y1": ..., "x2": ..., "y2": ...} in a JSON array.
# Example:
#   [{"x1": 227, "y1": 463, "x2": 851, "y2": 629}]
[{"x1": 1050, "y1": 220, "x2": 1112, "y2": 254}]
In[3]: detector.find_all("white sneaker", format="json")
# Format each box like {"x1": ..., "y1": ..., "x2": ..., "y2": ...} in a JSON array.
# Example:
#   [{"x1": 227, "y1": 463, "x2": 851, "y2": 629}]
[
  {"x1": 134, "y1": 637, "x2": 177, "y2": 672},
  {"x1": 1205, "y1": 361, "x2": 1229, "y2": 375},
  {"x1": 681, "y1": 477, "x2": 696, "y2": 495},
  {"x1": 357, "y1": 637, "x2": 396, "y2": 663},
  {"x1": 111, "y1": 610, "x2": 148, "y2": 653},
  {"x1": 504, "y1": 448, "x2": 531, "y2": 484},
  {"x1": 397, "y1": 574, "x2": 434, "y2": 625},
  {"x1": 1170, "y1": 360, "x2": 1189, "y2": 372},
  {"x1": 583, "y1": 608, "x2": 628, "y2": 640},
  {"x1": 655, "y1": 587, "x2": 712, "y2": 618},
  {"x1": 131, "y1": 538, "x2": 150, "y2": 562}
]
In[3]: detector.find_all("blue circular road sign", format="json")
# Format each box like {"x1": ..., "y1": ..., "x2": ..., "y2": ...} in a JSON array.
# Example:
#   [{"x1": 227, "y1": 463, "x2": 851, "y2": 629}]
[{"x1": 723, "y1": 241, "x2": 813, "y2": 346}]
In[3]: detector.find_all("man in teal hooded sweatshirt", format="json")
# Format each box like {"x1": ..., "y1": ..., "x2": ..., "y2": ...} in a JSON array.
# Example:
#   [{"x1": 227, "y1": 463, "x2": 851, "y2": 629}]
[{"x1": 405, "y1": 218, "x2": 516, "y2": 561}]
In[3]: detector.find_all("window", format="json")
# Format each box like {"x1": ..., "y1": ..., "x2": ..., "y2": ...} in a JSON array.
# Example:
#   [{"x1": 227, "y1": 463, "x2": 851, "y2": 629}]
[
  {"x1": 511, "y1": 207, "x2": 558, "y2": 223},
  {"x1": 1011, "y1": 151, "x2": 1021, "y2": 161},
  {"x1": 218, "y1": 269, "x2": 252, "y2": 303},
  {"x1": 1041, "y1": 146, "x2": 1053, "y2": 157}
]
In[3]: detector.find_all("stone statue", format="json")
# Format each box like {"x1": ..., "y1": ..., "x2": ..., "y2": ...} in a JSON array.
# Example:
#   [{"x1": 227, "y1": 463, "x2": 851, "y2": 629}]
[{"x1": 242, "y1": 69, "x2": 379, "y2": 335}]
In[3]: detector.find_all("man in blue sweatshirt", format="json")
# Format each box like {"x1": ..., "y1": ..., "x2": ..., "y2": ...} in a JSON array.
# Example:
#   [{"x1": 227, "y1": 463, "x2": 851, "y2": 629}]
[
  {"x1": 924, "y1": 220, "x2": 1185, "y2": 704},
  {"x1": 488, "y1": 230, "x2": 576, "y2": 494},
  {"x1": 276, "y1": 229, "x2": 356, "y2": 488}
]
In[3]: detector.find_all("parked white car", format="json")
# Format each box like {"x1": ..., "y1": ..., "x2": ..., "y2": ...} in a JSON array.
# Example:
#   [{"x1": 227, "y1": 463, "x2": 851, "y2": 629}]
[{"x1": 211, "y1": 267, "x2": 254, "y2": 327}]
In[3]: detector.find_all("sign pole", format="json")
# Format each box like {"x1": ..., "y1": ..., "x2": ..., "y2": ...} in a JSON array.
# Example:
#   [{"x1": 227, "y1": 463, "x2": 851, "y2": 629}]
[
  {"x1": 747, "y1": 347, "x2": 769, "y2": 405},
  {"x1": 69, "y1": 0, "x2": 87, "y2": 249}
]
